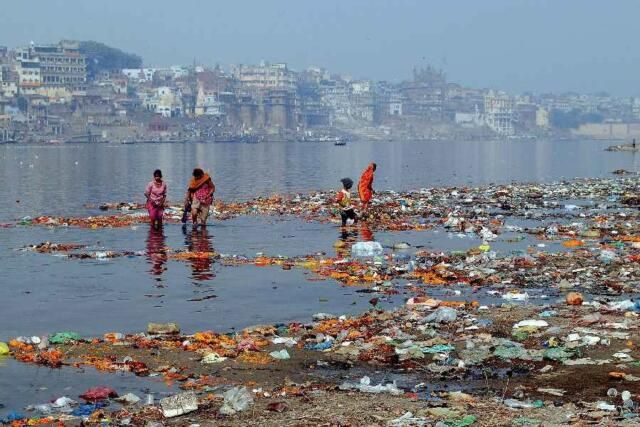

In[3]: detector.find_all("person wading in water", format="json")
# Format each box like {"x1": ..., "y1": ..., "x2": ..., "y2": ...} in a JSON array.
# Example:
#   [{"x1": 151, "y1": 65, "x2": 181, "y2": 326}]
[{"x1": 184, "y1": 168, "x2": 215, "y2": 228}]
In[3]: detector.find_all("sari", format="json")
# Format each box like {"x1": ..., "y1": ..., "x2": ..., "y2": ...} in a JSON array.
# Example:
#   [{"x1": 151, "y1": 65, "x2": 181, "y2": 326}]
[{"x1": 358, "y1": 163, "x2": 375, "y2": 204}]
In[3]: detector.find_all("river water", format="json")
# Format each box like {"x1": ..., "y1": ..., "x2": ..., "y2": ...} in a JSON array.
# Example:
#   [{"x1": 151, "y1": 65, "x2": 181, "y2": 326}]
[
  {"x1": 0, "y1": 139, "x2": 636, "y2": 414},
  {"x1": 0, "y1": 139, "x2": 635, "y2": 221}
]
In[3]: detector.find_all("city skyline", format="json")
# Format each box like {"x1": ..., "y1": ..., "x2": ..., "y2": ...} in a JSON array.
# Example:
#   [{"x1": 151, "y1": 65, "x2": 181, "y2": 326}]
[{"x1": 2, "y1": 0, "x2": 640, "y2": 96}]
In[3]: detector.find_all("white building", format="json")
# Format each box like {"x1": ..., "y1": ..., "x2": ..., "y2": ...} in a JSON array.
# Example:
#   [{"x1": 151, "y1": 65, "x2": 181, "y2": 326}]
[
  {"x1": 389, "y1": 99, "x2": 403, "y2": 116},
  {"x1": 15, "y1": 42, "x2": 86, "y2": 93},
  {"x1": 536, "y1": 108, "x2": 550, "y2": 129},
  {"x1": 484, "y1": 90, "x2": 514, "y2": 136},
  {"x1": 350, "y1": 80, "x2": 371, "y2": 95},
  {"x1": 196, "y1": 93, "x2": 224, "y2": 116},
  {"x1": 170, "y1": 66, "x2": 190, "y2": 79},
  {"x1": 16, "y1": 58, "x2": 42, "y2": 89},
  {"x1": 141, "y1": 86, "x2": 183, "y2": 117},
  {"x1": 455, "y1": 106, "x2": 483, "y2": 126},
  {"x1": 122, "y1": 68, "x2": 156, "y2": 82}
]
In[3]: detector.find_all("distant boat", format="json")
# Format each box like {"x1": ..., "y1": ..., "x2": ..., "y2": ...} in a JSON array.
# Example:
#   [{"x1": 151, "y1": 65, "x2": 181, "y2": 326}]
[
  {"x1": 47, "y1": 139, "x2": 63, "y2": 144},
  {"x1": 303, "y1": 134, "x2": 348, "y2": 144},
  {"x1": 121, "y1": 139, "x2": 134, "y2": 145},
  {"x1": 241, "y1": 134, "x2": 264, "y2": 144},
  {"x1": 214, "y1": 137, "x2": 235, "y2": 143}
]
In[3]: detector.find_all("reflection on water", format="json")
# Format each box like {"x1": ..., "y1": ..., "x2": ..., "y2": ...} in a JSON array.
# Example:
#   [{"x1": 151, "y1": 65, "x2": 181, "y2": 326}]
[
  {"x1": 183, "y1": 226, "x2": 215, "y2": 281},
  {"x1": 359, "y1": 222, "x2": 375, "y2": 242},
  {"x1": 146, "y1": 226, "x2": 167, "y2": 278},
  {"x1": 336, "y1": 222, "x2": 375, "y2": 257},
  {"x1": 337, "y1": 227, "x2": 357, "y2": 258}
]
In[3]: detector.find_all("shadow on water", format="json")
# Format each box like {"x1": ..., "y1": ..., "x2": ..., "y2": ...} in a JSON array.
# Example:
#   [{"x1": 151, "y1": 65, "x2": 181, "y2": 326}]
[{"x1": 182, "y1": 225, "x2": 215, "y2": 281}]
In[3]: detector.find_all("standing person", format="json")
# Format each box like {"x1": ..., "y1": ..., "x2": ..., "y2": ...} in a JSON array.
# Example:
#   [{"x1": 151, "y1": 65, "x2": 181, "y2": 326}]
[
  {"x1": 358, "y1": 162, "x2": 377, "y2": 212},
  {"x1": 144, "y1": 169, "x2": 166, "y2": 229},
  {"x1": 185, "y1": 168, "x2": 215, "y2": 228},
  {"x1": 336, "y1": 177, "x2": 357, "y2": 227}
]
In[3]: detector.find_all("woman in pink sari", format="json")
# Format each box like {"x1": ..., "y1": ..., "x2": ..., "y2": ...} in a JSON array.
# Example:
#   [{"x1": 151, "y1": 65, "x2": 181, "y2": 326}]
[{"x1": 144, "y1": 169, "x2": 167, "y2": 229}]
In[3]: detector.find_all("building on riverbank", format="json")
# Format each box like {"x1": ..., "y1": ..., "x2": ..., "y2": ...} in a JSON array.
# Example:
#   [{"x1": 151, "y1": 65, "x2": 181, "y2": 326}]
[
  {"x1": 15, "y1": 41, "x2": 87, "y2": 95},
  {"x1": 233, "y1": 62, "x2": 297, "y2": 93},
  {"x1": 484, "y1": 90, "x2": 515, "y2": 136}
]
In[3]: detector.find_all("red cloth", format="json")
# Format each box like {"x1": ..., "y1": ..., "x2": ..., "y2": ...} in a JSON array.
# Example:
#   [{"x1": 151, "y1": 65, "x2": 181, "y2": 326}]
[
  {"x1": 358, "y1": 163, "x2": 375, "y2": 203},
  {"x1": 79, "y1": 386, "x2": 118, "y2": 401}
]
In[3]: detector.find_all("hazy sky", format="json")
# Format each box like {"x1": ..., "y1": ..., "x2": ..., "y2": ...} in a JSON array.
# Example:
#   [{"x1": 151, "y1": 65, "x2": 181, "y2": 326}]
[{"x1": 2, "y1": 0, "x2": 639, "y2": 95}]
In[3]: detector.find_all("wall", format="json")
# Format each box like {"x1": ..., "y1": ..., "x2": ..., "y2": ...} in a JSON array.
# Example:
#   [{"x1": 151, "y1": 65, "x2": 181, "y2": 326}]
[{"x1": 572, "y1": 123, "x2": 640, "y2": 139}]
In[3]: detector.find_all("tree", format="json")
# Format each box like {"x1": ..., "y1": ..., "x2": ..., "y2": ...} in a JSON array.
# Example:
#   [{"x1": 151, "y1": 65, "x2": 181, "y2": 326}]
[{"x1": 79, "y1": 41, "x2": 143, "y2": 79}]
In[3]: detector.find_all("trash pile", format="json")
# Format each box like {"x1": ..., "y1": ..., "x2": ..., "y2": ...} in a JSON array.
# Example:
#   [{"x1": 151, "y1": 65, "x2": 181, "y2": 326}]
[
  {"x1": 14, "y1": 177, "x2": 639, "y2": 233},
  {"x1": 6, "y1": 177, "x2": 640, "y2": 424},
  {"x1": 4, "y1": 287, "x2": 640, "y2": 424}
]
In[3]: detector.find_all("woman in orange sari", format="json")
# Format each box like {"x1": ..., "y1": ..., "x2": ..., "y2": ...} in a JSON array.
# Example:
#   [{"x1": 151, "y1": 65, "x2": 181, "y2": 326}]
[
  {"x1": 185, "y1": 168, "x2": 215, "y2": 228},
  {"x1": 358, "y1": 162, "x2": 377, "y2": 212}
]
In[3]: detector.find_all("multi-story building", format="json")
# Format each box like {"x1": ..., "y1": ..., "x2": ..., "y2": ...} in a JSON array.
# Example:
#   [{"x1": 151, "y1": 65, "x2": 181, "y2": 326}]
[
  {"x1": 233, "y1": 62, "x2": 297, "y2": 93},
  {"x1": 141, "y1": 86, "x2": 183, "y2": 117},
  {"x1": 445, "y1": 84, "x2": 485, "y2": 122},
  {"x1": 536, "y1": 108, "x2": 550, "y2": 129},
  {"x1": 194, "y1": 70, "x2": 234, "y2": 117},
  {"x1": 400, "y1": 66, "x2": 446, "y2": 120},
  {"x1": 349, "y1": 80, "x2": 375, "y2": 122},
  {"x1": 319, "y1": 78, "x2": 351, "y2": 123},
  {"x1": 16, "y1": 41, "x2": 86, "y2": 93},
  {"x1": 484, "y1": 90, "x2": 514, "y2": 136},
  {"x1": 0, "y1": 64, "x2": 18, "y2": 98},
  {"x1": 15, "y1": 55, "x2": 41, "y2": 90}
]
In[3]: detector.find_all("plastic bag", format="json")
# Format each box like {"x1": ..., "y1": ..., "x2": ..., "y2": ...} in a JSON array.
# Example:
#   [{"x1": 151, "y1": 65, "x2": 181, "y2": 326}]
[
  {"x1": 49, "y1": 332, "x2": 81, "y2": 344},
  {"x1": 424, "y1": 307, "x2": 458, "y2": 324},
  {"x1": 219, "y1": 386, "x2": 254, "y2": 415},
  {"x1": 269, "y1": 349, "x2": 290, "y2": 360},
  {"x1": 351, "y1": 241, "x2": 383, "y2": 257},
  {"x1": 338, "y1": 376, "x2": 404, "y2": 395}
]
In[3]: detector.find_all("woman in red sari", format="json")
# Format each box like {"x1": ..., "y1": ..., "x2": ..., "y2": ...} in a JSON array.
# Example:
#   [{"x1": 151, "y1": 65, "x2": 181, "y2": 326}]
[{"x1": 358, "y1": 162, "x2": 377, "y2": 212}]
